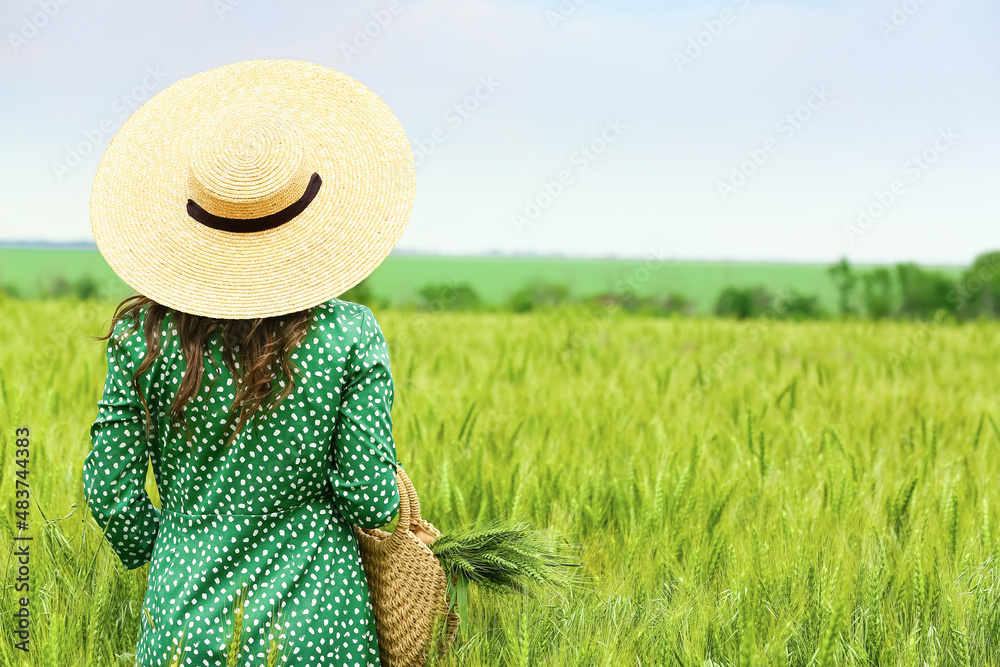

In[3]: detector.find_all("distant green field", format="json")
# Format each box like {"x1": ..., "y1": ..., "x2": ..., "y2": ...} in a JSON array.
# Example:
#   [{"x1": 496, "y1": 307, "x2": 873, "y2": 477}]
[{"x1": 0, "y1": 248, "x2": 964, "y2": 313}]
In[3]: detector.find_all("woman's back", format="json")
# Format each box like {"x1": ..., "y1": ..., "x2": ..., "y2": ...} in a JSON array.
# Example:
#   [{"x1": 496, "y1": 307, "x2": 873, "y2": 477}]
[{"x1": 83, "y1": 297, "x2": 400, "y2": 666}]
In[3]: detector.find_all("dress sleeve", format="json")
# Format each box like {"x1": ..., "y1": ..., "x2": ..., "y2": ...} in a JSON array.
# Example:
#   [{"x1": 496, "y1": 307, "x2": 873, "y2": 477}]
[
  {"x1": 329, "y1": 306, "x2": 401, "y2": 529},
  {"x1": 83, "y1": 315, "x2": 161, "y2": 570}
]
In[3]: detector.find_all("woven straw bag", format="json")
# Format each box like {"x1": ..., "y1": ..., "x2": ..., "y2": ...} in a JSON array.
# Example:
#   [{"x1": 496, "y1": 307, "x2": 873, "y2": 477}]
[{"x1": 353, "y1": 467, "x2": 460, "y2": 666}]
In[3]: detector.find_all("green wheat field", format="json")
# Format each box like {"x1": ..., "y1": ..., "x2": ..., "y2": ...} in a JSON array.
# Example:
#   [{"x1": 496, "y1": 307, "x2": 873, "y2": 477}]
[{"x1": 3, "y1": 297, "x2": 1000, "y2": 666}]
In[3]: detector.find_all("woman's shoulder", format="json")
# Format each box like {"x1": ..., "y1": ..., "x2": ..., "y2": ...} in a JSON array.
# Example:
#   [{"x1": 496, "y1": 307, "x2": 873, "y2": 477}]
[
  {"x1": 108, "y1": 305, "x2": 151, "y2": 354},
  {"x1": 311, "y1": 298, "x2": 389, "y2": 359},
  {"x1": 103, "y1": 305, "x2": 166, "y2": 383},
  {"x1": 313, "y1": 298, "x2": 375, "y2": 329}
]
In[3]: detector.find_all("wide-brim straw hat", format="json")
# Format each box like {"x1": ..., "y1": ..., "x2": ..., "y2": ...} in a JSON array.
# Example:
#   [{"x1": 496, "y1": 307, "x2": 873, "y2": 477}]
[{"x1": 91, "y1": 58, "x2": 415, "y2": 319}]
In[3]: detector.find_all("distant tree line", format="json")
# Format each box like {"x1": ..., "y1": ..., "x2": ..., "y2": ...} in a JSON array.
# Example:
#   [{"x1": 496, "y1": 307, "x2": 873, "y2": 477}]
[
  {"x1": 338, "y1": 278, "x2": 699, "y2": 317},
  {"x1": 709, "y1": 252, "x2": 1000, "y2": 321},
  {"x1": 823, "y1": 252, "x2": 1000, "y2": 321},
  {"x1": 5, "y1": 252, "x2": 1000, "y2": 322},
  {"x1": 0, "y1": 274, "x2": 101, "y2": 301},
  {"x1": 342, "y1": 252, "x2": 1000, "y2": 322}
]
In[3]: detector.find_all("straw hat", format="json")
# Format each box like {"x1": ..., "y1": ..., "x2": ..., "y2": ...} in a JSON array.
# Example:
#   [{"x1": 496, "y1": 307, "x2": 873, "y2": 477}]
[{"x1": 91, "y1": 59, "x2": 415, "y2": 319}]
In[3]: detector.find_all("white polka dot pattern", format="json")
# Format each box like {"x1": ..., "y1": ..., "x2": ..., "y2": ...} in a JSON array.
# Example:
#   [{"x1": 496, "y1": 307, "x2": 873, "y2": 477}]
[{"x1": 83, "y1": 299, "x2": 401, "y2": 666}]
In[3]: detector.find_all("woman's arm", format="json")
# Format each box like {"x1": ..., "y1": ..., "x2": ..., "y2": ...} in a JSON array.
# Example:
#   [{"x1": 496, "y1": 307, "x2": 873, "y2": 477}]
[
  {"x1": 328, "y1": 305, "x2": 401, "y2": 530},
  {"x1": 83, "y1": 316, "x2": 161, "y2": 570}
]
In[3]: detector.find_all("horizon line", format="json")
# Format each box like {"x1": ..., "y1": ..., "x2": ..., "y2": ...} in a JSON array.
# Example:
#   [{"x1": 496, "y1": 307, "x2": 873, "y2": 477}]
[{"x1": 0, "y1": 239, "x2": 974, "y2": 267}]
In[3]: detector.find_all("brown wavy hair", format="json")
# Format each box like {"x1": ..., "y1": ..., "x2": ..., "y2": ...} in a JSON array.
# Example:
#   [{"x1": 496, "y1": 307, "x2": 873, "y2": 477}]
[{"x1": 94, "y1": 294, "x2": 314, "y2": 449}]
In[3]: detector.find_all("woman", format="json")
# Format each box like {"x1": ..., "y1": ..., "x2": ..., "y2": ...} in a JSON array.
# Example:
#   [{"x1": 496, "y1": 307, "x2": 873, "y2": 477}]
[{"x1": 83, "y1": 59, "x2": 431, "y2": 667}]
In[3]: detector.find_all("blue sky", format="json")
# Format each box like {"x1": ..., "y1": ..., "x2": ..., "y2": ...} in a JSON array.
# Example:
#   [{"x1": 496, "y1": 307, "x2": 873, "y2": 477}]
[{"x1": 0, "y1": 0, "x2": 997, "y2": 263}]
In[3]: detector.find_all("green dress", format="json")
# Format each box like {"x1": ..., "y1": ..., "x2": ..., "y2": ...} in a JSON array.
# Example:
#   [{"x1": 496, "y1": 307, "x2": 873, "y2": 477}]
[{"x1": 83, "y1": 299, "x2": 402, "y2": 667}]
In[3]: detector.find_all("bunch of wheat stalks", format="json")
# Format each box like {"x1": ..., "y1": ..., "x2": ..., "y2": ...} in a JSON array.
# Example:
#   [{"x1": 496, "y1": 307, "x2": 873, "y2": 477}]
[{"x1": 429, "y1": 520, "x2": 583, "y2": 634}]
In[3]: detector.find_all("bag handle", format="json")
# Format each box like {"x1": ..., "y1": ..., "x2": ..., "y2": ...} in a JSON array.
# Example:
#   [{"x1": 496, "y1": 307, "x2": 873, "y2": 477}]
[
  {"x1": 387, "y1": 466, "x2": 422, "y2": 549},
  {"x1": 400, "y1": 467, "x2": 422, "y2": 524}
]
